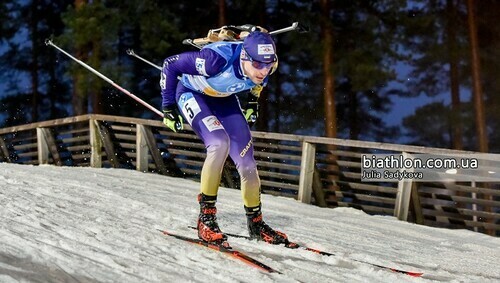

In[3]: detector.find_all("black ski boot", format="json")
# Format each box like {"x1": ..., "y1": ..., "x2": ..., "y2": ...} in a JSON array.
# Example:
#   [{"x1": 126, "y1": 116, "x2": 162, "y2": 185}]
[
  {"x1": 197, "y1": 193, "x2": 228, "y2": 244},
  {"x1": 245, "y1": 205, "x2": 289, "y2": 245}
]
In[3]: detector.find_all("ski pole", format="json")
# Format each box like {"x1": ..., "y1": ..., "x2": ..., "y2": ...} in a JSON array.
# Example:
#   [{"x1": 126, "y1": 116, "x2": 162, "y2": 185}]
[
  {"x1": 45, "y1": 39, "x2": 163, "y2": 118},
  {"x1": 127, "y1": 50, "x2": 162, "y2": 70},
  {"x1": 126, "y1": 49, "x2": 162, "y2": 71}
]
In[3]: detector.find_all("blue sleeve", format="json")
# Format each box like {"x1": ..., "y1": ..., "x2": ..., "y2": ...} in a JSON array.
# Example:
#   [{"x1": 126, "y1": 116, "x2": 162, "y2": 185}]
[{"x1": 160, "y1": 49, "x2": 227, "y2": 109}]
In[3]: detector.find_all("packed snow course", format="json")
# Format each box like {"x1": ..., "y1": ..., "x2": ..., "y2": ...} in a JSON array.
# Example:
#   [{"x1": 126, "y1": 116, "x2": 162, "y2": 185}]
[{"x1": 0, "y1": 163, "x2": 499, "y2": 282}]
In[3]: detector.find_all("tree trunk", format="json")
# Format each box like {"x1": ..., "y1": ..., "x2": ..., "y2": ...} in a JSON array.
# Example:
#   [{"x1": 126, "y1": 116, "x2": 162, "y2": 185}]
[
  {"x1": 320, "y1": 0, "x2": 337, "y2": 138},
  {"x1": 466, "y1": 0, "x2": 488, "y2": 152},
  {"x1": 30, "y1": 0, "x2": 39, "y2": 122},
  {"x1": 320, "y1": 0, "x2": 338, "y2": 207},
  {"x1": 348, "y1": 91, "x2": 359, "y2": 140},
  {"x1": 73, "y1": 0, "x2": 87, "y2": 116},
  {"x1": 446, "y1": 0, "x2": 463, "y2": 150},
  {"x1": 467, "y1": 0, "x2": 493, "y2": 236},
  {"x1": 72, "y1": 67, "x2": 86, "y2": 116},
  {"x1": 218, "y1": 0, "x2": 226, "y2": 27},
  {"x1": 91, "y1": 39, "x2": 103, "y2": 114}
]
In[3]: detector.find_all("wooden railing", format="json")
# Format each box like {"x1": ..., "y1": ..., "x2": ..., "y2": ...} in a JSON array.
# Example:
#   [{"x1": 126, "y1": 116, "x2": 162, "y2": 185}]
[{"x1": 1, "y1": 114, "x2": 499, "y2": 236}]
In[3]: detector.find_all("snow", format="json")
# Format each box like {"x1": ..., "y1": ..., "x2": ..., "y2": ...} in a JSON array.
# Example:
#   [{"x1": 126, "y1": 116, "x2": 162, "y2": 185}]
[{"x1": 0, "y1": 163, "x2": 499, "y2": 283}]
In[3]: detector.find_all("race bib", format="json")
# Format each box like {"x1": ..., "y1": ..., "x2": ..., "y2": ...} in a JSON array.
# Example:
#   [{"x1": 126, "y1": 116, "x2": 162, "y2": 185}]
[{"x1": 178, "y1": 93, "x2": 202, "y2": 124}]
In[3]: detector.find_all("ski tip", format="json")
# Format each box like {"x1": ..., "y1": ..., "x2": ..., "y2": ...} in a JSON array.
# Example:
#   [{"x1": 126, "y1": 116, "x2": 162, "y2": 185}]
[
  {"x1": 391, "y1": 269, "x2": 424, "y2": 277},
  {"x1": 157, "y1": 229, "x2": 170, "y2": 236},
  {"x1": 407, "y1": 272, "x2": 424, "y2": 277}
]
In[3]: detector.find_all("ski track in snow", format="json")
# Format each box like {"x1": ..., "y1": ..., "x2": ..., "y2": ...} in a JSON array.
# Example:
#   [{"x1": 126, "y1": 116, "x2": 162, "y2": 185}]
[{"x1": 0, "y1": 163, "x2": 499, "y2": 283}]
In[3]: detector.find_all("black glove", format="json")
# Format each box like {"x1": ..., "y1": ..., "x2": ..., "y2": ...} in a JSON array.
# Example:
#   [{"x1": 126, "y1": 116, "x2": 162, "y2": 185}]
[
  {"x1": 243, "y1": 94, "x2": 259, "y2": 127},
  {"x1": 163, "y1": 105, "x2": 184, "y2": 132}
]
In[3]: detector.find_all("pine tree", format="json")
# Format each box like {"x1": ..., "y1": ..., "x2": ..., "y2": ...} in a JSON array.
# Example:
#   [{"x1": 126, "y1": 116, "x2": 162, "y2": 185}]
[
  {"x1": 466, "y1": 0, "x2": 488, "y2": 152},
  {"x1": 0, "y1": 0, "x2": 72, "y2": 127},
  {"x1": 402, "y1": 0, "x2": 498, "y2": 152},
  {"x1": 476, "y1": 1, "x2": 500, "y2": 152},
  {"x1": 59, "y1": 0, "x2": 121, "y2": 115}
]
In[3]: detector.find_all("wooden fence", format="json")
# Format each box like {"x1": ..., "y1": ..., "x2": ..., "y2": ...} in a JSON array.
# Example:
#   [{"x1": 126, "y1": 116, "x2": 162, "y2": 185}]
[{"x1": 1, "y1": 114, "x2": 499, "y2": 236}]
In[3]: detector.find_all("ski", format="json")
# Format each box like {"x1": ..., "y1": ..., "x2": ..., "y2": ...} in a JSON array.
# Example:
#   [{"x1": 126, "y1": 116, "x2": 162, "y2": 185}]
[
  {"x1": 158, "y1": 229, "x2": 280, "y2": 273},
  {"x1": 188, "y1": 226, "x2": 423, "y2": 277}
]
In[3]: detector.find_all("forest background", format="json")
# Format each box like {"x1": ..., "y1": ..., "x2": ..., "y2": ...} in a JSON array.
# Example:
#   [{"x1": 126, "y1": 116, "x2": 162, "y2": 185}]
[{"x1": 0, "y1": 0, "x2": 498, "y2": 153}]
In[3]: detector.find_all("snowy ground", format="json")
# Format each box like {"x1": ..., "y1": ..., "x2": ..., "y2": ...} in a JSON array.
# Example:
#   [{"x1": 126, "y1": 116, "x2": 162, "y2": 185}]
[{"x1": 0, "y1": 163, "x2": 499, "y2": 283}]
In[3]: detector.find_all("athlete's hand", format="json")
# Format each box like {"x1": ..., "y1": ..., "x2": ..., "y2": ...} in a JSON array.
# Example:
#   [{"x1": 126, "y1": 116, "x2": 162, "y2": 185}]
[{"x1": 163, "y1": 105, "x2": 184, "y2": 132}]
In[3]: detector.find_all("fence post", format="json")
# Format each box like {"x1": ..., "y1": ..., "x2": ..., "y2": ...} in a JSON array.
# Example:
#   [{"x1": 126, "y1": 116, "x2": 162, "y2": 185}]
[
  {"x1": 37, "y1": 127, "x2": 49, "y2": 165},
  {"x1": 89, "y1": 119, "x2": 102, "y2": 168},
  {"x1": 394, "y1": 151, "x2": 413, "y2": 220},
  {"x1": 471, "y1": 181, "x2": 479, "y2": 232},
  {"x1": 137, "y1": 124, "x2": 168, "y2": 174},
  {"x1": 298, "y1": 141, "x2": 316, "y2": 204},
  {"x1": 410, "y1": 182, "x2": 424, "y2": 224},
  {"x1": 0, "y1": 137, "x2": 10, "y2": 162},
  {"x1": 136, "y1": 124, "x2": 149, "y2": 172}
]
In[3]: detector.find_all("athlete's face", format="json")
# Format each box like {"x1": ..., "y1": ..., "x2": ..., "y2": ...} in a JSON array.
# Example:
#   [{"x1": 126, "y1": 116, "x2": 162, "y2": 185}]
[{"x1": 241, "y1": 60, "x2": 275, "y2": 84}]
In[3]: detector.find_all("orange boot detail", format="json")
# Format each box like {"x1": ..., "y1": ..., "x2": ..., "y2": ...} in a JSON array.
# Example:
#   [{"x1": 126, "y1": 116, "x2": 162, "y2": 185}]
[
  {"x1": 197, "y1": 194, "x2": 227, "y2": 243},
  {"x1": 245, "y1": 205, "x2": 288, "y2": 245}
]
